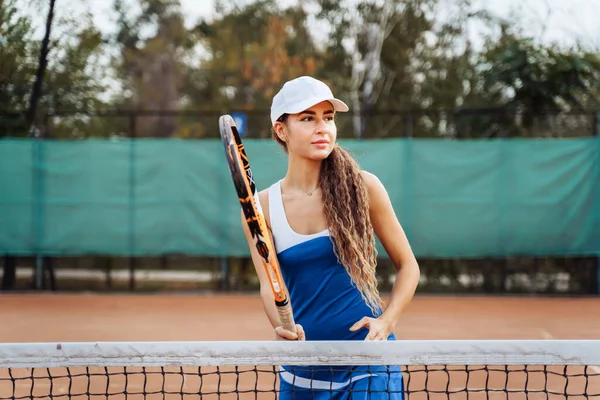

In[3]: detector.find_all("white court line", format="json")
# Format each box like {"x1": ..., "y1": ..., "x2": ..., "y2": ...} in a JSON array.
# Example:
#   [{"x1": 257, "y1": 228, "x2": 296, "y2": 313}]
[{"x1": 541, "y1": 329, "x2": 600, "y2": 374}]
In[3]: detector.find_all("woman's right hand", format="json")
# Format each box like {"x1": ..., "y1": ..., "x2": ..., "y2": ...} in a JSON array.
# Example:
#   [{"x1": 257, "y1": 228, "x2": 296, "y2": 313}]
[{"x1": 274, "y1": 324, "x2": 306, "y2": 341}]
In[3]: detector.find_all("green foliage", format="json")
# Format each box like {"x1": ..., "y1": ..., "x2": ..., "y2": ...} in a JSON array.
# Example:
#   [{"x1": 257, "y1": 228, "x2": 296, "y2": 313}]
[
  {"x1": 0, "y1": 0, "x2": 36, "y2": 135},
  {"x1": 1, "y1": 0, "x2": 110, "y2": 138},
  {"x1": 0, "y1": 0, "x2": 36, "y2": 112},
  {"x1": 110, "y1": 0, "x2": 200, "y2": 137},
  {"x1": 482, "y1": 34, "x2": 600, "y2": 113},
  {"x1": 180, "y1": 1, "x2": 321, "y2": 138},
  {"x1": 3, "y1": 0, "x2": 599, "y2": 139},
  {"x1": 41, "y1": 14, "x2": 109, "y2": 138}
]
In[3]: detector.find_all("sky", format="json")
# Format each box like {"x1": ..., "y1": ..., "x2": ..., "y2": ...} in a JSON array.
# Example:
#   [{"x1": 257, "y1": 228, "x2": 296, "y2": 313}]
[{"x1": 25, "y1": 0, "x2": 600, "y2": 50}]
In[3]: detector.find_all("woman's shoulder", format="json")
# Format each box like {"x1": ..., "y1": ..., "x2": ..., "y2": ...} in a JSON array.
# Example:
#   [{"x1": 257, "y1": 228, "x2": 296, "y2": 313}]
[
  {"x1": 257, "y1": 188, "x2": 270, "y2": 211},
  {"x1": 359, "y1": 170, "x2": 389, "y2": 207},
  {"x1": 256, "y1": 179, "x2": 280, "y2": 207},
  {"x1": 359, "y1": 170, "x2": 384, "y2": 191},
  {"x1": 256, "y1": 180, "x2": 281, "y2": 230}
]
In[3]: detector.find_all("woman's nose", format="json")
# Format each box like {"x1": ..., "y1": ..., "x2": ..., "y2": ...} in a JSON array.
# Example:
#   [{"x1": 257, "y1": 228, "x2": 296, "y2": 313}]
[{"x1": 315, "y1": 118, "x2": 330, "y2": 134}]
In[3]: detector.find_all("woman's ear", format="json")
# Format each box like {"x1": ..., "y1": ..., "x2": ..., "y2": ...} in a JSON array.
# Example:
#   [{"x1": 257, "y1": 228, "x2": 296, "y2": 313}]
[{"x1": 273, "y1": 122, "x2": 287, "y2": 142}]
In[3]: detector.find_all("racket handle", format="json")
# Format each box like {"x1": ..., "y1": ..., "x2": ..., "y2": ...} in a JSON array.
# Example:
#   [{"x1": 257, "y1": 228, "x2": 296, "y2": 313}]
[{"x1": 277, "y1": 302, "x2": 296, "y2": 334}]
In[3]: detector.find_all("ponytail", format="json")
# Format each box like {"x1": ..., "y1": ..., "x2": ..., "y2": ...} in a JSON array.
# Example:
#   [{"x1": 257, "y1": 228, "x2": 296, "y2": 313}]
[{"x1": 320, "y1": 145, "x2": 382, "y2": 315}]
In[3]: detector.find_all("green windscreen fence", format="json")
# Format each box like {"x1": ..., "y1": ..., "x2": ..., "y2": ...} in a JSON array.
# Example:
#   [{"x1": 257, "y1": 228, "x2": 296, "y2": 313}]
[{"x1": 1, "y1": 137, "x2": 599, "y2": 258}]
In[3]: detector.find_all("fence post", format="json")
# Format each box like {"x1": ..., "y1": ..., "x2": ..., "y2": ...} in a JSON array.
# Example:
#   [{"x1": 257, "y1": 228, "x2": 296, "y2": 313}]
[
  {"x1": 33, "y1": 115, "x2": 46, "y2": 290},
  {"x1": 41, "y1": 113, "x2": 55, "y2": 290},
  {"x1": 403, "y1": 111, "x2": 414, "y2": 138},
  {"x1": 129, "y1": 112, "x2": 136, "y2": 291},
  {"x1": 594, "y1": 112, "x2": 600, "y2": 295}
]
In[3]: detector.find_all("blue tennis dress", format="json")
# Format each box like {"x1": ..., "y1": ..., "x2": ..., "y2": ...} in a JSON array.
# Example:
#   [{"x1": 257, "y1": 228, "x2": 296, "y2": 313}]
[{"x1": 267, "y1": 180, "x2": 404, "y2": 400}]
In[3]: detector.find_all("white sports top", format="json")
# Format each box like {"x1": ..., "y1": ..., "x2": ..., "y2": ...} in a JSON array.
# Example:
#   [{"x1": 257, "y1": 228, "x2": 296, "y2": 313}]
[{"x1": 267, "y1": 180, "x2": 329, "y2": 254}]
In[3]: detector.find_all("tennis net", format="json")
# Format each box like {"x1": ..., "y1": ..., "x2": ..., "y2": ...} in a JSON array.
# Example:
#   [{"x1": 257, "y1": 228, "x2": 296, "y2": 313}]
[{"x1": 1, "y1": 340, "x2": 599, "y2": 399}]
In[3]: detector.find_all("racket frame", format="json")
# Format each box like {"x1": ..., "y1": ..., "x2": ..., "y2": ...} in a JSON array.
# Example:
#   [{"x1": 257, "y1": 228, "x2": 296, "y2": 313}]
[{"x1": 218, "y1": 114, "x2": 296, "y2": 334}]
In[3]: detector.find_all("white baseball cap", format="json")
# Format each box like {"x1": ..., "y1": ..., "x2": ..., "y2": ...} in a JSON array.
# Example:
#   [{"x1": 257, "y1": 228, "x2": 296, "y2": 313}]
[{"x1": 270, "y1": 76, "x2": 349, "y2": 125}]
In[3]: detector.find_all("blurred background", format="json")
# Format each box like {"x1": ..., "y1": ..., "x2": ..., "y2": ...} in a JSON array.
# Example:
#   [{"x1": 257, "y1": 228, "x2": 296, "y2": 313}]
[{"x1": 1, "y1": 0, "x2": 599, "y2": 298}]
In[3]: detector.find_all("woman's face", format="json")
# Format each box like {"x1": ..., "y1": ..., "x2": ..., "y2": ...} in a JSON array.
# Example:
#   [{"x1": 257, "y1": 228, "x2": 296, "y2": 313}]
[{"x1": 275, "y1": 101, "x2": 337, "y2": 161}]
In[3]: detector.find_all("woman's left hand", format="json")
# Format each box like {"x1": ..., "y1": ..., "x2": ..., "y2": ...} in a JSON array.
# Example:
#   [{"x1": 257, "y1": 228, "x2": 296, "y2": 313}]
[{"x1": 349, "y1": 316, "x2": 395, "y2": 341}]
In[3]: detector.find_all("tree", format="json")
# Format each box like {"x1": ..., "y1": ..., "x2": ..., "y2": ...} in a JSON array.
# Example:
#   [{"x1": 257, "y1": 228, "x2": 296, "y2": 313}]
[
  {"x1": 0, "y1": 0, "x2": 37, "y2": 135},
  {"x1": 314, "y1": 0, "x2": 405, "y2": 138},
  {"x1": 479, "y1": 30, "x2": 600, "y2": 136},
  {"x1": 0, "y1": 0, "x2": 106, "y2": 138},
  {"x1": 314, "y1": 0, "x2": 465, "y2": 138},
  {"x1": 401, "y1": 0, "x2": 501, "y2": 138},
  {"x1": 111, "y1": 0, "x2": 197, "y2": 138},
  {"x1": 27, "y1": 0, "x2": 55, "y2": 128},
  {"x1": 183, "y1": 0, "x2": 321, "y2": 138}
]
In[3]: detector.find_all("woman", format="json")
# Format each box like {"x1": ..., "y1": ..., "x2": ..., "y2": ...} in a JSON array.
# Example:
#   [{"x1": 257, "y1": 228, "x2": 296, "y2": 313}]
[{"x1": 240, "y1": 76, "x2": 420, "y2": 399}]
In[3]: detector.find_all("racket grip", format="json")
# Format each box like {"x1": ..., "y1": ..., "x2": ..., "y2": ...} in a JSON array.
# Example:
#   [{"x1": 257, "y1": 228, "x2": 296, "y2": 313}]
[{"x1": 277, "y1": 303, "x2": 296, "y2": 334}]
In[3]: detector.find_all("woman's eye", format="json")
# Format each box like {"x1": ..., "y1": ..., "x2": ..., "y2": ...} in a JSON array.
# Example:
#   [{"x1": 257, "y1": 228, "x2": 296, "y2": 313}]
[{"x1": 301, "y1": 116, "x2": 335, "y2": 122}]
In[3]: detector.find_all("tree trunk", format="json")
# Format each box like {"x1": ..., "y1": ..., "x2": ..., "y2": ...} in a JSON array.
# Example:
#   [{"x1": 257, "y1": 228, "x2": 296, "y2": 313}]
[
  {"x1": 360, "y1": 0, "x2": 395, "y2": 137},
  {"x1": 347, "y1": 0, "x2": 397, "y2": 138},
  {"x1": 347, "y1": 11, "x2": 364, "y2": 139},
  {"x1": 26, "y1": 0, "x2": 56, "y2": 127}
]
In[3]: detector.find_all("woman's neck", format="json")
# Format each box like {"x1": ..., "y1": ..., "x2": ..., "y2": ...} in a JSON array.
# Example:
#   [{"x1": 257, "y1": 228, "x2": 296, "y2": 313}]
[{"x1": 283, "y1": 153, "x2": 322, "y2": 193}]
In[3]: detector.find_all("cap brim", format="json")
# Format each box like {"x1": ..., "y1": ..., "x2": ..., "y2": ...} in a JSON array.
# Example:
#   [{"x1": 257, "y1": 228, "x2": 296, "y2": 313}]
[
  {"x1": 285, "y1": 97, "x2": 349, "y2": 115},
  {"x1": 328, "y1": 98, "x2": 350, "y2": 112}
]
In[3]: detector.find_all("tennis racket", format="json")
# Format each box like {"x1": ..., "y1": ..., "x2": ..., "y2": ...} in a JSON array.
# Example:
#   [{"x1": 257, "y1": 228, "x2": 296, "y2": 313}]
[{"x1": 218, "y1": 114, "x2": 296, "y2": 334}]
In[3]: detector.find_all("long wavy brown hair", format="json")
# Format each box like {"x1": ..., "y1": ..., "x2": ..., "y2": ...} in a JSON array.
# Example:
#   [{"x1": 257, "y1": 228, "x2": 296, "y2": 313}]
[{"x1": 273, "y1": 114, "x2": 383, "y2": 315}]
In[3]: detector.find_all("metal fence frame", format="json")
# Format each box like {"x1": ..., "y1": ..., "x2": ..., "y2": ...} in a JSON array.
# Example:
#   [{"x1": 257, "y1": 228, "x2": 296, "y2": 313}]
[{"x1": 1, "y1": 107, "x2": 599, "y2": 294}]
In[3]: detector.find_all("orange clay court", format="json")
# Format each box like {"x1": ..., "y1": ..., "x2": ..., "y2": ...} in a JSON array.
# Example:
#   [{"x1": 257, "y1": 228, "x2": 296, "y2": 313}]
[
  {"x1": 1, "y1": 294, "x2": 599, "y2": 399},
  {"x1": 1, "y1": 294, "x2": 599, "y2": 342}
]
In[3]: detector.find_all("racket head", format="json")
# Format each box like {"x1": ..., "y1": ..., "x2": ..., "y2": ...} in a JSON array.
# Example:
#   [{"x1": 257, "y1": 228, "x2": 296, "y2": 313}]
[
  {"x1": 218, "y1": 115, "x2": 288, "y2": 305},
  {"x1": 219, "y1": 115, "x2": 253, "y2": 205}
]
